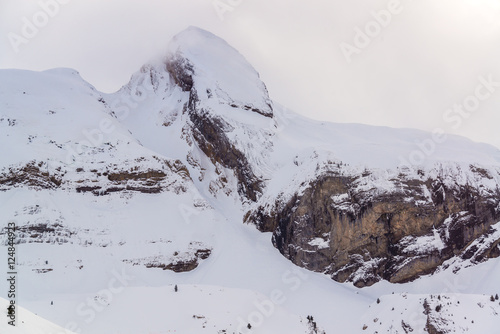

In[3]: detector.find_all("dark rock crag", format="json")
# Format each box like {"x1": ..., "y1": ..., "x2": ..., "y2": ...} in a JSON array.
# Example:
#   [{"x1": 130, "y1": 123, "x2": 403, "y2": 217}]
[{"x1": 247, "y1": 166, "x2": 500, "y2": 287}]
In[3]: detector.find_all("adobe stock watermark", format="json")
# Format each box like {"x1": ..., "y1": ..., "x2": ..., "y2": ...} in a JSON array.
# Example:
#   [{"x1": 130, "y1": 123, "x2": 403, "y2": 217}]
[
  {"x1": 212, "y1": 0, "x2": 244, "y2": 21},
  {"x1": 370, "y1": 271, "x2": 472, "y2": 332},
  {"x1": 5, "y1": 222, "x2": 17, "y2": 327},
  {"x1": 402, "y1": 268, "x2": 476, "y2": 332},
  {"x1": 339, "y1": 0, "x2": 408, "y2": 64},
  {"x1": 235, "y1": 268, "x2": 308, "y2": 333},
  {"x1": 52, "y1": 268, "x2": 135, "y2": 334},
  {"x1": 178, "y1": 203, "x2": 202, "y2": 225},
  {"x1": 267, "y1": 105, "x2": 299, "y2": 133},
  {"x1": 60, "y1": 80, "x2": 155, "y2": 168},
  {"x1": 7, "y1": 0, "x2": 72, "y2": 54},
  {"x1": 398, "y1": 74, "x2": 499, "y2": 168},
  {"x1": 408, "y1": 276, "x2": 470, "y2": 331}
]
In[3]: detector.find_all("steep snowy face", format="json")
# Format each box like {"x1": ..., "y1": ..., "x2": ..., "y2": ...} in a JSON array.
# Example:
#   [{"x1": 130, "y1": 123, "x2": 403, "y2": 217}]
[
  {"x1": 162, "y1": 27, "x2": 275, "y2": 202},
  {"x1": 165, "y1": 26, "x2": 273, "y2": 118},
  {"x1": 111, "y1": 27, "x2": 275, "y2": 203}
]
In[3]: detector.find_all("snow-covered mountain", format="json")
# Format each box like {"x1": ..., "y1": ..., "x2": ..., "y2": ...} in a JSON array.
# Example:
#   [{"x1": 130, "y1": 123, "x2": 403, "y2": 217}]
[{"x1": 1, "y1": 26, "x2": 500, "y2": 333}]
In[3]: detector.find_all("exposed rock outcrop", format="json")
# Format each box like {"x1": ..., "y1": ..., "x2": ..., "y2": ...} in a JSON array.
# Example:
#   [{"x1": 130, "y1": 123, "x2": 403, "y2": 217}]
[
  {"x1": 123, "y1": 245, "x2": 212, "y2": 273},
  {"x1": 164, "y1": 43, "x2": 269, "y2": 202},
  {"x1": 0, "y1": 161, "x2": 63, "y2": 190},
  {"x1": 187, "y1": 103, "x2": 263, "y2": 201},
  {"x1": 247, "y1": 164, "x2": 500, "y2": 287},
  {"x1": 0, "y1": 158, "x2": 191, "y2": 196}
]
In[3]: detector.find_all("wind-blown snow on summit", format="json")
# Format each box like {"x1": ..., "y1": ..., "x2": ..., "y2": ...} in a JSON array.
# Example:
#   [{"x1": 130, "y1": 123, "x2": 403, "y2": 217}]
[{"x1": 166, "y1": 27, "x2": 273, "y2": 116}]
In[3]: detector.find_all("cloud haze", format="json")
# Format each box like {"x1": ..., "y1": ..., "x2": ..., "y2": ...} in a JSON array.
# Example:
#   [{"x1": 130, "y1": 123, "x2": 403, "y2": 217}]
[{"x1": 1, "y1": 0, "x2": 499, "y2": 148}]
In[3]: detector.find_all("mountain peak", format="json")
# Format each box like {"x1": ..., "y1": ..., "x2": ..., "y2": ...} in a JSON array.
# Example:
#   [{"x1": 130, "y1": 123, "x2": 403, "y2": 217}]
[
  {"x1": 168, "y1": 26, "x2": 229, "y2": 50},
  {"x1": 164, "y1": 26, "x2": 273, "y2": 117}
]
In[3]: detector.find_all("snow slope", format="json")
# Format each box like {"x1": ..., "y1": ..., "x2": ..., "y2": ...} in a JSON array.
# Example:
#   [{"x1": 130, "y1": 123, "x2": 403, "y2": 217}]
[{"x1": 0, "y1": 27, "x2": 499, "y2": 333}]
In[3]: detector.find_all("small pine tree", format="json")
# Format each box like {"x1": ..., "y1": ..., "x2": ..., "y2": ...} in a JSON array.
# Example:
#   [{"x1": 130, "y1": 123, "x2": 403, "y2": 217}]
[
  {"x1": 247, "y1": 323, "x2": 251, "y2": 329},
  {"x1": 174, "y1": 285, "x2": 178, "y2": 292},
  {"x1": 495, "y1": 294, "x2": 499, "y2": 300},
  {"x1": 376, "y1": 298, "x2": 380, "y2": 304},
  {"x1": 490, "y1": 295, "x2": 495, "y2": 302},
  {"x1": 435, "y1": 304, "x2": 442, "y2": 312}
]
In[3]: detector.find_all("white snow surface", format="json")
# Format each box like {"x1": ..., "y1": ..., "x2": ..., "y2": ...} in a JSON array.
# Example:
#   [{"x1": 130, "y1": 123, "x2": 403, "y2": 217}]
[{"x1": 0, "y1": 27, "x2": 500, "y2": 333}]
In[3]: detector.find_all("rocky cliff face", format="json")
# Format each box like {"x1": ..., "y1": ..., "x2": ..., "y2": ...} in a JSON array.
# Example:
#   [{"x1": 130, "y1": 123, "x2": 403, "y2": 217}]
[
  {"x1": 164, "y1": 53, "x2": 266, "y2": 201},
  {"x1": 247, "y1": 163, "x2": 500, "y2": 287},
  {"x1": 186, "y1": 106, "x2": 264, "y2": 201},
  {"x1": 0, "y1": 157, "x2": 191, "y2": 196}
]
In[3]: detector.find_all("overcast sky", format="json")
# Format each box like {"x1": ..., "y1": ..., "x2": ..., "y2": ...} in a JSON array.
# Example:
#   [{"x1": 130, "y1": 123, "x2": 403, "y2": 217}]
[{"x1": 1, "y1": 0, "x2": 499, "y2": 148}]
